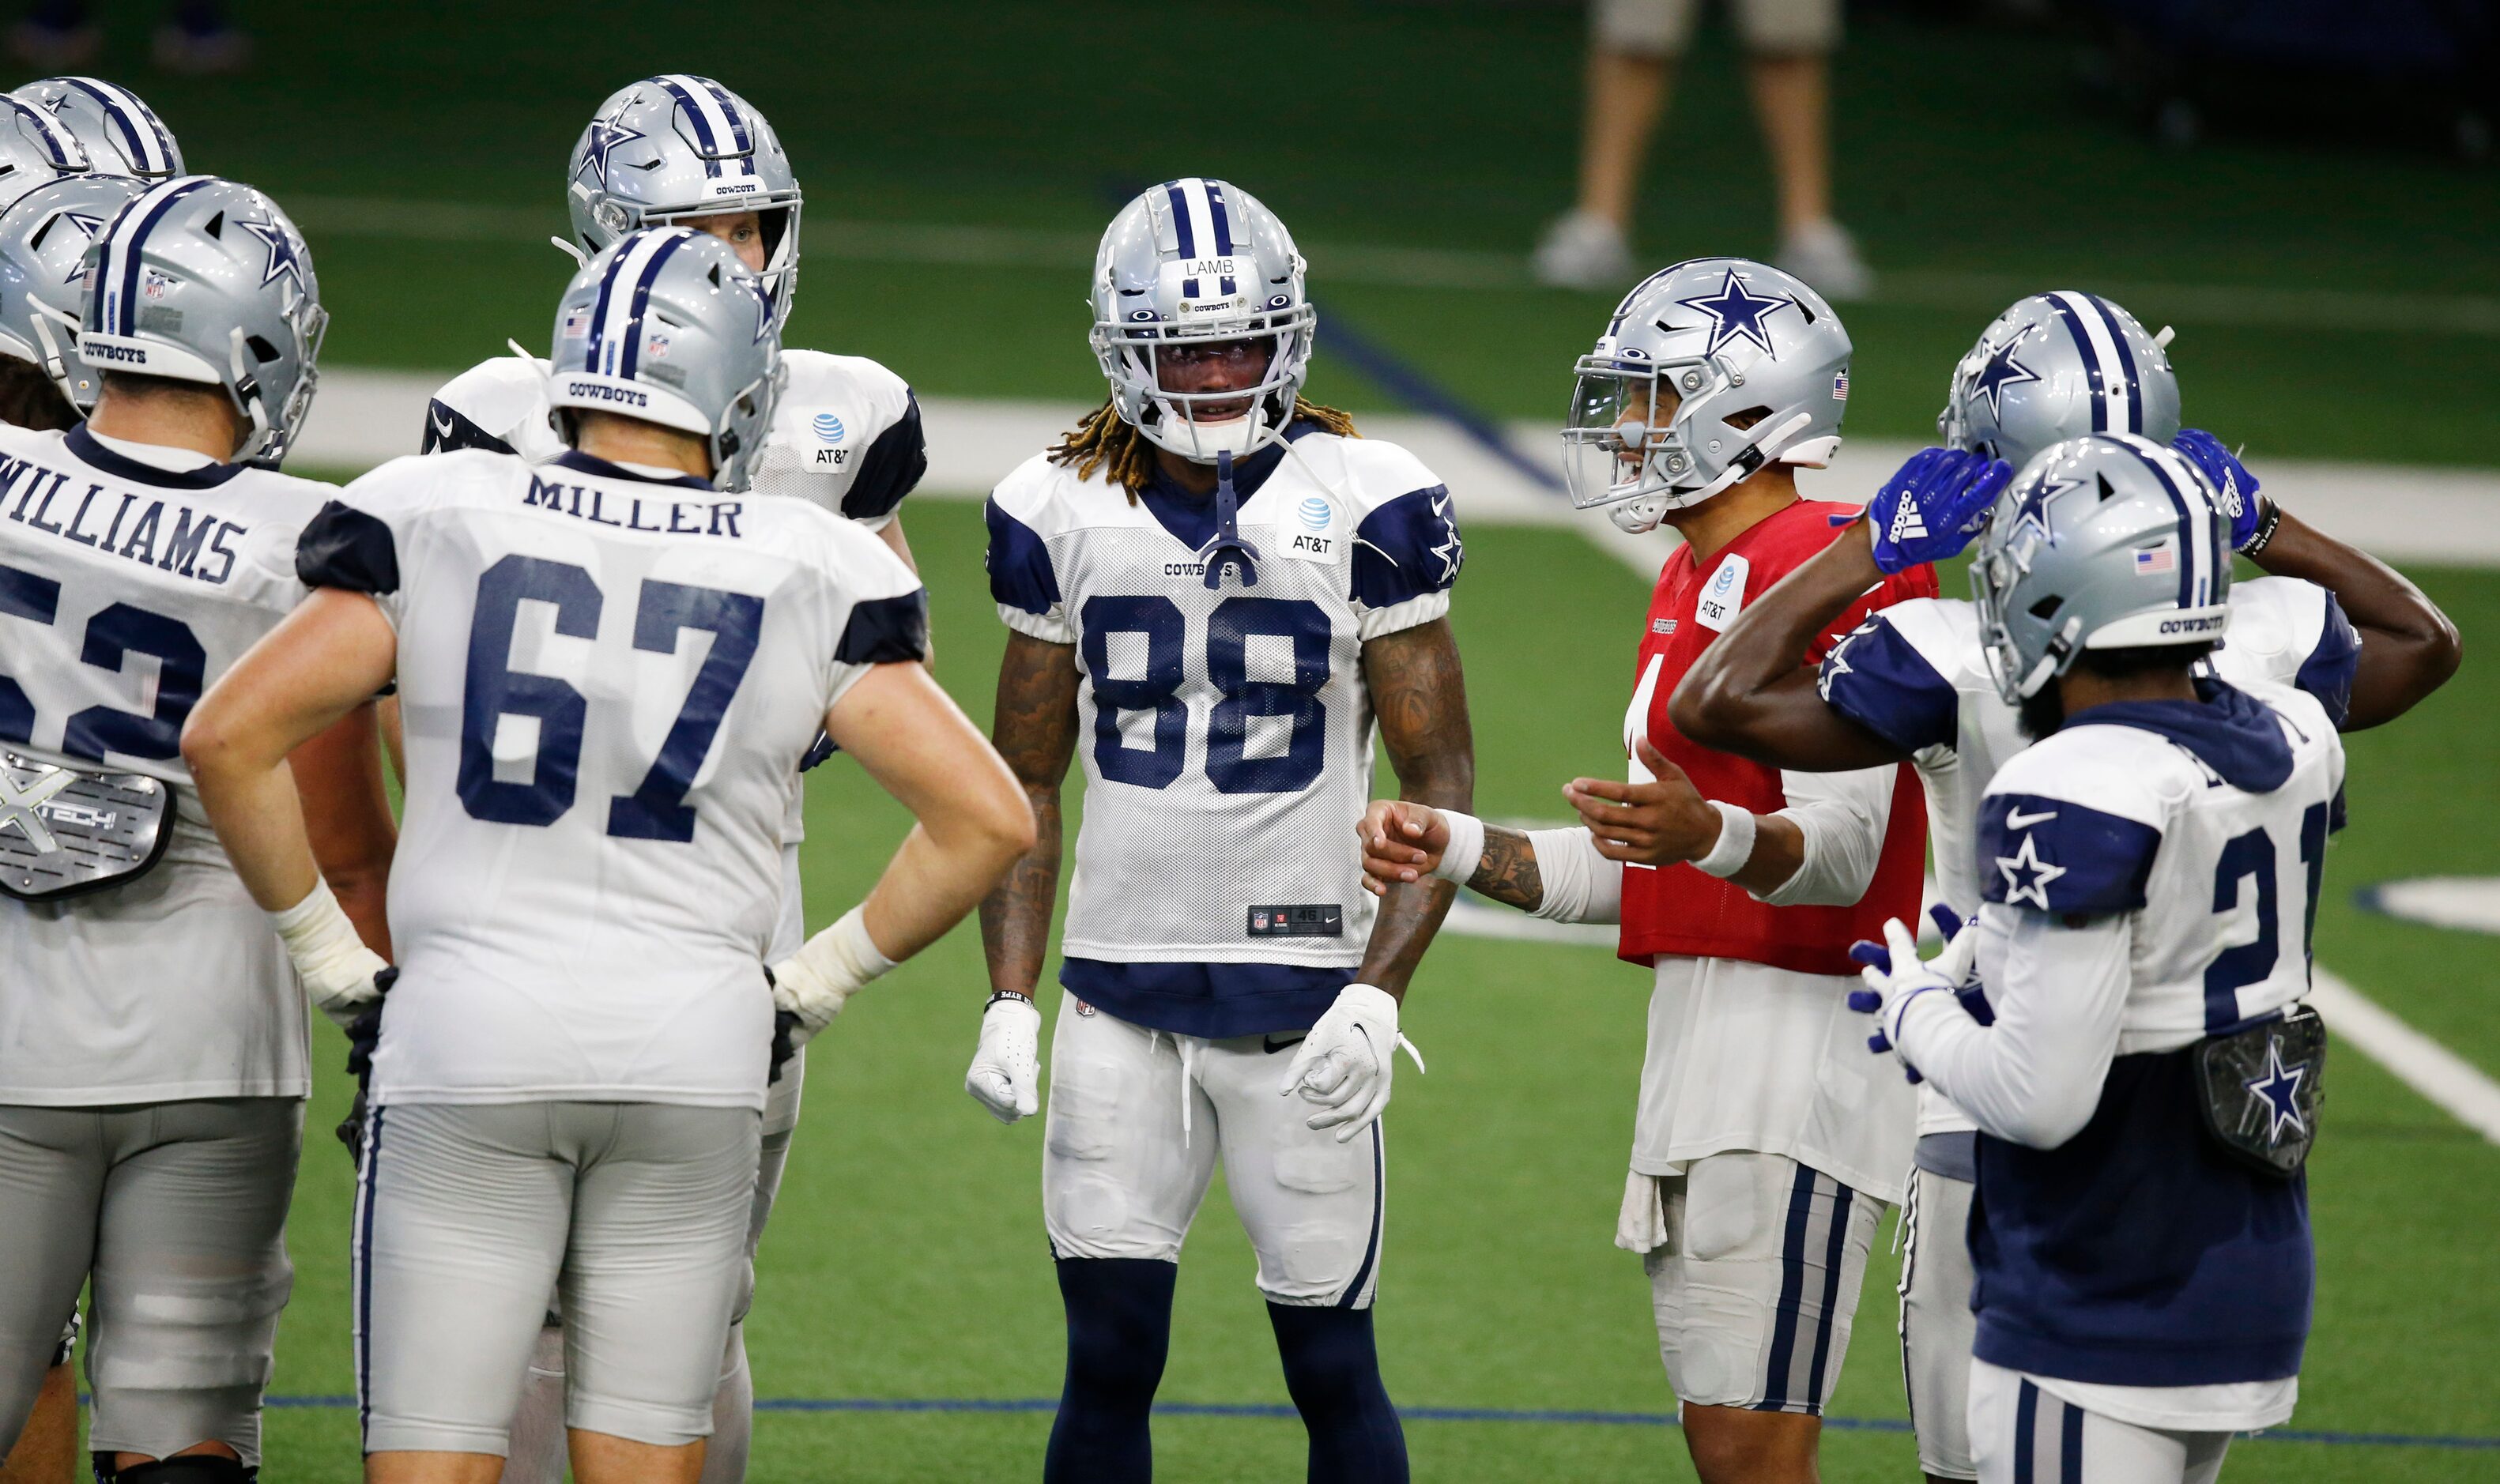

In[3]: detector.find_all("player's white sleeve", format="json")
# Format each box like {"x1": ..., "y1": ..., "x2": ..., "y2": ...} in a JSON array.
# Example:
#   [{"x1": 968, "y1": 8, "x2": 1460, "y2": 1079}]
[
  {"x1": 1754, "y1": 763, "x2": 1895, "y2": 908},
  {"x1": 1893, "y1": 906, "x2": 2130, "y2": 1149},
  {"x1": 1521, "y1": 827, "x2": 1623, "y2": 925}
]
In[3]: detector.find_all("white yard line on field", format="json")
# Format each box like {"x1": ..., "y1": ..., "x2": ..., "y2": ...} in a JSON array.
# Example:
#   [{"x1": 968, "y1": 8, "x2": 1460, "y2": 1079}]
[{"x1": 297, "y1": 372, "x2": 2500, "y2": 572}]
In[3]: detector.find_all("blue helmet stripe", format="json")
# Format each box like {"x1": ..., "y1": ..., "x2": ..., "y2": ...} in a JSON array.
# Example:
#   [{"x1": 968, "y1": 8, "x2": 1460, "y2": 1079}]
[
  {"x1": 584, "y1": 246, "x2": 628, "y2": 377},
  {"x1": 2046, "y1": 295, "x2": 2110, "y2": 434},
  {"x1": 2113, "y1": 435, "x2": 2206, "y2": 611},
  {"x1": 654, "y1": 76, "x2": 724, "y2": 179},
  {"x1": 1163, "y1": 182, "x2": 1196, "y2": 258},
  {"x1": 6, "y1": 99, "x2": 81, "y2": 170},
  {"x1": 64, "y1": 77, "x2": 172, "y2": 175},
  {"x1": 1205, "y1": 180, "x2": 1235, "y2": 255},
  {"x1": 106, "y1": 175, "x2": 208, "y2": 336},
  {"x1": 2081, "y1": 294, "x2": 2144, "y2": 435},
  {"x1": 693, "y1": 76, "x2": 754, "y2": 164},
  {"x1": 614, "y1": 230, "x2": 691, "y2": 381}
]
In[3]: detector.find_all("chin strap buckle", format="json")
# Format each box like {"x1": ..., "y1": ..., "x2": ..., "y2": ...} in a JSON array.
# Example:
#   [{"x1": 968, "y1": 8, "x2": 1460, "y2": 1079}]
[{"x1": 1199, "y1": 449, "x2": 1264, "y2": 589}]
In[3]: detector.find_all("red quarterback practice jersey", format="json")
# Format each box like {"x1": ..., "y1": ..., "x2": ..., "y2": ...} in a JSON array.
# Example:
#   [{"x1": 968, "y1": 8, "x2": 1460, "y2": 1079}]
[{"x1": 1618, "y1": 499, "x2": 1936, "y2": 975}]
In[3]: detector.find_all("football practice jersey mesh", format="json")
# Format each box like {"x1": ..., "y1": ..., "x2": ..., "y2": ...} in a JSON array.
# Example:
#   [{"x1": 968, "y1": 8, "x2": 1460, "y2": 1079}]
[
  {"x1": 987, "y1": 427, "x2": 1458, "y2": 1035},
  {"x1": 309, "y1": 447, "x2": 926, "y2": 1109},
  {"x1": 0, "y1": 424, "x2": 338, "y2": 1103}
]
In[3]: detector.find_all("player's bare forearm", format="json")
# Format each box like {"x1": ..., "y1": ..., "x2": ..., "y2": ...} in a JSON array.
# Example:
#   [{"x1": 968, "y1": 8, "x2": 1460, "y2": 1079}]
[
  {"x1": 184, "y1": 590, "x2": 400, "y2": 913},
  {"x1": 1670, "y1": 522, "x2": 1904, "y2": 770},
  {"x1": 979, "y1": 631, "x2": 1080, "y2": 996},
  {"x1": 1356, "y1": 620, "x2": 1474, "y2": 1000},
  {"x1": 1465, "y1": 825, "x2": 1546, "y2": 912},
  {"x1": 2253, "y1": 507, "x2": 2462, "y2": 729},
  {"x1": 290, "y1": 700, "x2": 398, "y2": 957}
]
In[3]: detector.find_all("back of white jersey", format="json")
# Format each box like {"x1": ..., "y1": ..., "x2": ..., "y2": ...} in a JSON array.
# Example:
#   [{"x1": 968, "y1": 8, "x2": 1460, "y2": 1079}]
[
  {"x1": 0, "y1": 424, "x2": 337, "y2": 1102},
  {"x1": 1976, "y1": 680, "x2": 2346, "y2": 1052},
  {"x1": 310, "y1": 448, "x2": 925, "y2": 1108},
  {"x1": 1818, "y1": 579, "x2": 2359, "y2": 1132},
  {"x1": 986, "y1": 430, "x2": 1460, "y2": 1038}
]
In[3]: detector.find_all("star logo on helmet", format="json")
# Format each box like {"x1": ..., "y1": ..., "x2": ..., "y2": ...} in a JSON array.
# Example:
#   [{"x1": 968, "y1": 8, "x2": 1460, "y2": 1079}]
[
  {"x1": 1675, "y1": 269, "x2": 1795, "y2": 357},
  {"x1": 1966, "y1": 337, "x2": 2042, "y2": 422},
  {"x1": 34, "y1": 90, "x2": 70, "y2": 116},
  {"x1": 580, "y1": 110, "x2": 647, "y2": 192},
  {"x1": 54, "y1": 210, "x2": 104, "y2": 283},
  {"x1": 236, "y1": 213, "x2": 307, "y2": 299}
]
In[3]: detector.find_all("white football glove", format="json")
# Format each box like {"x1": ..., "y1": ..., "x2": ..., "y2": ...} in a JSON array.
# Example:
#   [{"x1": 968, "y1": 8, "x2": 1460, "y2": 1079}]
[
  {"x1": 965, "y1": 993, "x2": 1043, "y2": 1124},
  {"x1": 1846, "y1": 915, "x2": 1979, "y2": 1081},
  {"x1": 269, "y1": 878, "x2": 390, "y2": 1030},
  {"x1": 1279, "y1": 983, "x2": 1421, "y2": 1143},
  {"x1": 767, "y1": 905, "x2": 896, "y2": 1049}
]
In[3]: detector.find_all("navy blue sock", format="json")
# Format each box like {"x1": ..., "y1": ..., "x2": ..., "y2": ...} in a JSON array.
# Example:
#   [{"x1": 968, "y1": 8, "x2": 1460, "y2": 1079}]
[
  {"x1": 1044, "y1": 1257, "x2": 1175, "y2": 1484},
  {"x1": 1268, "y1": 1303, "x2": 1408, "y2": 1484}
]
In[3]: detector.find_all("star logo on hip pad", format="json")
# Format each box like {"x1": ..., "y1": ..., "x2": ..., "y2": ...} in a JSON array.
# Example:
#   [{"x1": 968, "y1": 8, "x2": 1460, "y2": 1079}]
[
  {"x1": 1995, "y1": 830, "x2": 2066, "y2": 910},
  {"x1": 1675, "y1": 269, "x2": 1796, "y2": 357},
  {"x1": 2243, "y1": 1040, "x2": 2308, "y2": 1144}
]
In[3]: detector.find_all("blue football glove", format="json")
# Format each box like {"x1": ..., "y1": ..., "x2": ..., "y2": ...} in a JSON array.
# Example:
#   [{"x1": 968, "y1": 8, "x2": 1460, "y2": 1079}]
[
  {"x1": 1843, "y1": 447, "x2": 2014, "y2": 574},
  {"x1": 1846, "y1": 910, "x2": 1978, "y2": 1084},
  {"x1": 2170, "y1": 429, "x2": 2264, "y2": 550}
]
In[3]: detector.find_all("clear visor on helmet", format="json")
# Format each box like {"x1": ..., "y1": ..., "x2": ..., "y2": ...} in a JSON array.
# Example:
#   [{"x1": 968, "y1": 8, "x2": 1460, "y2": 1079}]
[
  {"x1": 1094, "y1": 301, "x2": 1313, "y2": 461},
  {"x1": 1560, "y1": 354, "x2": 1712, "y2": 510}
]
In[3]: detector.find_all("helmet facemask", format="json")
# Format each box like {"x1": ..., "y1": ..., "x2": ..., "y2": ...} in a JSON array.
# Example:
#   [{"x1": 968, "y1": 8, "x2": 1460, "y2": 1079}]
[
  {"x1": 1095, "y1": 305, "x2": 1314, "y2": 465},
  {"x1": 1563, "y1": 352, "x2": 1808, "y2": 532}
]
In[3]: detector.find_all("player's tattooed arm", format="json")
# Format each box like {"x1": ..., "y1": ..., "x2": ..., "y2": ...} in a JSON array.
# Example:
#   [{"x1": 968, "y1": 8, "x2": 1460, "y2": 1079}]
[
  {"x1": 1466, "y1": 826, "x2": 1544, "y2": 911},
  {"x1": 2249, "y1": 507, "x2": 2461, "y2": 730},
  {"x1": 978, "y1": 631, "x2": 1080, "y2": 998},
  {"x1": 1669, "y1": 522, "x2": 1908, "y2": 770},
  {"x1": 1355, "y1": 620, "x2": 1475, "y2": 1002}
]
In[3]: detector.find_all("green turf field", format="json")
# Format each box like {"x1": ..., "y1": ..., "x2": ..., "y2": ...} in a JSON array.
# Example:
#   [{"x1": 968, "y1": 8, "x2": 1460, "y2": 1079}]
[{"x1": 30, "y1": 1, "x2": 2500, "y2": 1475}]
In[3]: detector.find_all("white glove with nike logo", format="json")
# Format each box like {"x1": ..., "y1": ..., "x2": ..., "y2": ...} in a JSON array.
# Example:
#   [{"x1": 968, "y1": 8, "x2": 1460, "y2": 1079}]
[
  {"x1": 965, "y1": 992, "x2": 1042, "y2": 1124},
  {"x1": 1279, "y1": 983, "x2": 1422, "y2": 1143},
  {"x1": 269, "y1": 878, "x2": 390, "y2": 1029}
]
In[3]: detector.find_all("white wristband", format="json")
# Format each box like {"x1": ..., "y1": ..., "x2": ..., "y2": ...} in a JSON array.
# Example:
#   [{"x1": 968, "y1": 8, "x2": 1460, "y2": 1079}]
[
  {"x1": 771, "y1": 904, "x2": 899, "y2": 1032},
  {"x1": 1691, "y1": 800, "x2": 1758, "y2": 879},
  {"x1": 1431, "y1": 809, "x2": 1485, "y2": 886},
  {"x1": 268, "y1": 877, "x2": 387, "y2": 1015}
]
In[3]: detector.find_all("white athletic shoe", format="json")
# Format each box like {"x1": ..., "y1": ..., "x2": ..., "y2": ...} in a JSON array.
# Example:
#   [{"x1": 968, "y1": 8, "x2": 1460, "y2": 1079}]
[
  {"x1": 1775, "y1": 220, "x2": 1876, "y2": 302},
  {"x1": 1533, "y1": 210, "x2": 1637, "y2": 292}
]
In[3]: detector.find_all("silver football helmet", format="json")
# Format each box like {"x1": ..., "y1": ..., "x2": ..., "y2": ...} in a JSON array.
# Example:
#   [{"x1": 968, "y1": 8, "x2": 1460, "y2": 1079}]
[
  {"x1": 1940, "y1": 292, "x2": 2179, "y2": 471},
  {"x1": 548, "y1": 227, "x2": 783, "y2": 492},
  {"x1": 1088, "y1": 177, "x2": 1315, "y2": 464},
  {"x1": 1563, "y1": 258, "x2": 1851, "y2": 533},
  {"x1": 77, "y1": 176, "x2": 326, "y2": 465},
  {"x1": 11, "y1": 78, "x2": 182, "y2": 181},
  {"x1": 1973, "y1": 432, "x2": 2231, "y2": 704},
  {"x1": 0, "y1": 96, "x2": 93, "y2": 217},
  {"x1": 567, "y1": 76, "x2": 801, "y2": 326},
  {"x1": 0, "y1": 173, "x2": 145, "y2": 412}
]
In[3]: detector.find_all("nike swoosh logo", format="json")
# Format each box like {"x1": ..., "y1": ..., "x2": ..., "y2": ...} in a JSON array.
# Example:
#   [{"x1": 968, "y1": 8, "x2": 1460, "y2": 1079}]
[
  {"x1": 430, "y1": 409, "x2": 454, "y2": 440},
  {"x1": 2005, "y1": 808, "x2": 2059, "y2": 831},
  {"x1": 1264, "y1": 1034, "x2": 1307, "y2": 1055}
]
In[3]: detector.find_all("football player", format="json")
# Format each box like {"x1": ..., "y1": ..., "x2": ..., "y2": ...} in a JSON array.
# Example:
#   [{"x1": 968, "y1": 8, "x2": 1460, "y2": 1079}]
[
  {"x1": 1668, "y1": 292, "x2": 2460, "y2": 1484},
  {"x1": 182, "y1": 228, "x2": 1031, "y2": 1484},
  {"x1": 971, "y1": 178, "x2": 1472, "y2": 1483},
  {"x1": 1359, "y1": 258, "x2": 1930, "y2": 1483},
  {"x1": 0, "y1": 176, "x2": 394, "y2": 1484},
  {"x1": 414, "y1": 75, "x2": 930, "y2": 1484},
  {"x1": 1853, "y1": 435, "x2": 2341, "y2": 1482}
]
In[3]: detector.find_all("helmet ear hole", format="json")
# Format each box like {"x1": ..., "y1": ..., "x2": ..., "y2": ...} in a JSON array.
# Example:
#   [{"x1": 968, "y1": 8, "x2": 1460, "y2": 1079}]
[
  {"x1": 2028, "y1": 595, "x2": 2064, "y2": 621},
  {"x1": 1724, "y1": 405, "x2": 1774, "y2": 431},
  {"x1": 245, "y1": 334, "x2": 279, "y2": 363},
  {"x1": 202, "y1": 211, "x2": 224, "y2": 239}
]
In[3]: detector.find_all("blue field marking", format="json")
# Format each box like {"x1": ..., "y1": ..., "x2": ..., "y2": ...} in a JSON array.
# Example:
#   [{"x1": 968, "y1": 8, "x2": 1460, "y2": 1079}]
[
  {"x1": 1310, "y1": 297, "x2": 1566, "y2": 498},
  {"x1": 247, "y1": 1394, "x2": 2500, "y2": 1448}
]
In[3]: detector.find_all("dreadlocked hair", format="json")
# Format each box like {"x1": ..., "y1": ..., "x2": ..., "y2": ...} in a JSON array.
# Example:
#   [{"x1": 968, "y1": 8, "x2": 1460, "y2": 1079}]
[{"x1": 1047, "y1": 396, "x2": 1361, "y2": 503}]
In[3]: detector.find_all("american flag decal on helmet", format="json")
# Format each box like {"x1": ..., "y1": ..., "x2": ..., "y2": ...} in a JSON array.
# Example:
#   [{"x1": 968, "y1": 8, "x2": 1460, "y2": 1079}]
[{"x1": 1832, "y1": 369, "x2": 1849, "y2": 401}]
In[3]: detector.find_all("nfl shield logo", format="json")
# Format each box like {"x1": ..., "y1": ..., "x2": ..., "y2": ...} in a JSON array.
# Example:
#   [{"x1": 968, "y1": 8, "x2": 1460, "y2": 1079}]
[
  {"x1": 141, "y1": 269, "x2": 172, "y2": 300},
  {"x1": 1254, "y1": 911, "x2": 1270, "y2": 930},
  {"x1": 645, "y1": 331, "x2": 672, "y2": 360}
]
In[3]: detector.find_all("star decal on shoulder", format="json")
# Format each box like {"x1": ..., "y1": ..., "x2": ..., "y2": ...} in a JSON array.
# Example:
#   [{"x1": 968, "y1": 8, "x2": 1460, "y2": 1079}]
[
  {"x1": 236, "y1": 213, "x2": 307, "y2": 298},
  {"x1": 579, "y1": 108, "x2": 646, "y2": 192},
  {"x1": 1816, "y1": 632, "x2": 1858, "y2": 700},
  {"x1": 1427, "y1": 490, "x2": 1463, "y2": 582},
  {"x1": 1964, "y1": 335, "x2": 2041, "y2": 421},
  {"x1": 1995, "y1": 830, "x2": 2066, "y2": 910},
  {"x1": 2242, "y1": 1039, "x2": 2308, "y2": 1144},
  {"x1": 1675, "y1": 268, "x2": 1795, "y2": 357}
]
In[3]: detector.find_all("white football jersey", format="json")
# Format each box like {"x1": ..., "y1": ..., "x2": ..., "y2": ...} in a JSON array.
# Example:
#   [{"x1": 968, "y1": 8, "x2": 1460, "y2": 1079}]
[
  {"x1": 1819, "y1": 576, "x2": 2359, "y2": 1135},
  {"x1": 0, "y1": 424, "x2": 338, "y2": 1104},
  {"x1": 986, "y1": 427, "x2": 1461, "y2": 1039},
  {"x1": 310, "y1": 447, "x2": 926, "y2": 1109},
  {"x1": 424, "y1": 347, "x2": 926, "y2": 531}
]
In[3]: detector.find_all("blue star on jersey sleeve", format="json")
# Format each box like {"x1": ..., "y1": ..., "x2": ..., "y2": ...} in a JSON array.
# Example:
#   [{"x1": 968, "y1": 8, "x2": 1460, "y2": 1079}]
[
  {"x1": 1350, "y1": 484, "x2": 1461, "y2": 610},
  {"x1": 2294, "y1": 590, "x2": 2361, "y2": 729},
  {"x1": 1978, "y1": 793, "x2": 2163, "y2": 915},
  {"x1": 1818, "y1": 615, "x2": 1959, "y2": 754}
]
